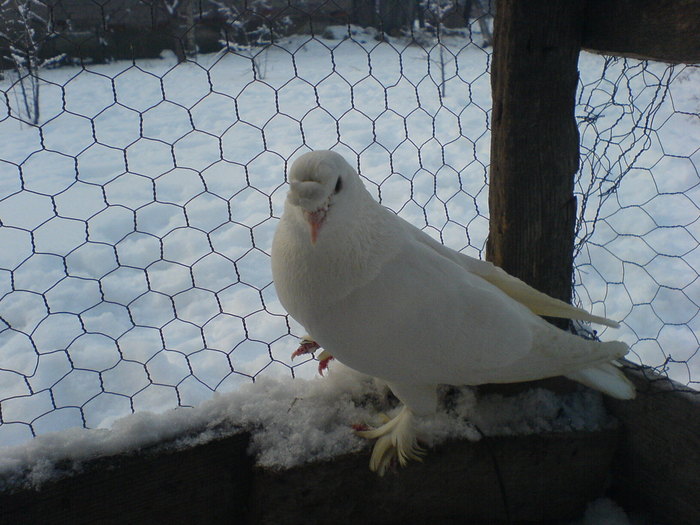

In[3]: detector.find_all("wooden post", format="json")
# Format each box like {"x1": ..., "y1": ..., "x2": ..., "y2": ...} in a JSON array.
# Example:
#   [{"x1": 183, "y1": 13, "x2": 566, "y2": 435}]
[{"x1": 486, "y1": 0, "x2": 584, "y2": 323}]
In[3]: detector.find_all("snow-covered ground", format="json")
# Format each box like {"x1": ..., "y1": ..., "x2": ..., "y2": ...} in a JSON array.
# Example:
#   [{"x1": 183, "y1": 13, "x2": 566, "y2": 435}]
[{"x1": 0, "y1": 26, "x2": 698, "y2": 451}]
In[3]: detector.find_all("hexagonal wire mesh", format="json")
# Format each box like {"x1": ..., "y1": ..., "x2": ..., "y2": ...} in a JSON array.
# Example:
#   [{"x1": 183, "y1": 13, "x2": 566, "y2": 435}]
[{"x1": 0, "y1": 1, "x2": 698, "y2": 448}]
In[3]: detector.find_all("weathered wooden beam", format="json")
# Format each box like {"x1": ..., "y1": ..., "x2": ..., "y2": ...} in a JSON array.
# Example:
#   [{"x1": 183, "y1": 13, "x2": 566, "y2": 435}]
[
  {"x1": 249, "y1": 430, "x2": 619, "y2": 525},
  {"x1": 487, "y1": 0, "x2": 584, "y2": 315},
  {"x1": 0, "y1": 427, "x2": 620, "y2": 525},
  {"x1": 583, "y1": 0, "x2": 700, "y2": 64},
  {"x1": 0, "y1": 433, "x2": 252, "y2": 525},
  {"x1": 606, "y1": 364, "x2": 700, "y2": 525}
]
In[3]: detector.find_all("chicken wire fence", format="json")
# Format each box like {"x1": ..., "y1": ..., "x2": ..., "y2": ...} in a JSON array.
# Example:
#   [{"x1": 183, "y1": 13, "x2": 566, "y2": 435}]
[{"x1": 0, "y1": 0, "x2": 697, "y2": 447}]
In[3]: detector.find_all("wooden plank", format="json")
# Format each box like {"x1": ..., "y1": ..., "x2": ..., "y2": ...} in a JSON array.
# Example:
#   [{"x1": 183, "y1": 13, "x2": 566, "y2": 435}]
[
  {"x1": 605, "y1": 364, "x2": 700, "y2": 525},
  {"x1": 583, "y1": 0, "x2": 700, "y2": 64},
  {"x1": 0, "y1": 427, "x2": 619, "y2": 525},
  {"x1": 250, "y1": 430, "x2": 620, "y2": 525},
  {"x1": 0, "y1": 433, "x2": 252, "y2": 525},
  {"x1": 486, "y1": 0, "x2": 584, "y2": 319}
]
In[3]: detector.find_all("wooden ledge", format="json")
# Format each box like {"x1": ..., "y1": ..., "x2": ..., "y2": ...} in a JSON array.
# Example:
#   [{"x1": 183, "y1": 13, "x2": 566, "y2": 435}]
[{"x1": 1, "y1": 427, "x2": 619, "y2": 525}]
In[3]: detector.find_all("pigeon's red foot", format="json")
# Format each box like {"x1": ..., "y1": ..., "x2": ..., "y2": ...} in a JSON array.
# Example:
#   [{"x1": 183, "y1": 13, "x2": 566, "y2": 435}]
[
  {"x1": 318, "y1": 354, "x2": 334, "y2": 375},
  {"x1": 290, "y1": 337, "x2": 334, "y2": 376},
  {"x1": 352, "y1": 423, "x2": 370, "y2": 432},
  {"x1": 291, "y1": 338, "x2": 320, "y2": 360}
]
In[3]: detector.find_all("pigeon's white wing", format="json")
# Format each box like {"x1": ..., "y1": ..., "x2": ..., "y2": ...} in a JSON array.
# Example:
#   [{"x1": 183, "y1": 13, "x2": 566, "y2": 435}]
[
  {"x1": 305, "y1": 239, "x2": 531, "y2": 385},
  {"x1": 403, "y1": 222, "x2": 619, "y2": 328},
  {"x1": 304, "y1": 228, "x2": 616, "y2": 386}
]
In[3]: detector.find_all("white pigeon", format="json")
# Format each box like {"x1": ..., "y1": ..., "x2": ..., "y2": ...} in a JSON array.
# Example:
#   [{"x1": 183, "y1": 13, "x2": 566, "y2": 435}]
[{"x1": 271, "y1": 150, "x2": 635, "y2": 475}]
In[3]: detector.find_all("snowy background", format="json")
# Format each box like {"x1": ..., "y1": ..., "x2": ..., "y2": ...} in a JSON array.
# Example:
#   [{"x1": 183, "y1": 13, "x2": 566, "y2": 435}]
[{"x1": 0, "y1": 25, "x2": 698, "y2": 451}]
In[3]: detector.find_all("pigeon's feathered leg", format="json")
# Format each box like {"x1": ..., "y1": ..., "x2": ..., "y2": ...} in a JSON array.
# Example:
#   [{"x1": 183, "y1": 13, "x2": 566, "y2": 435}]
[
  {"x1": 355, "y1": 382, "x2": 437, "y2": 475},
  {"x1": 355, "y1": 405, "x2": 423, "y2": 475}
]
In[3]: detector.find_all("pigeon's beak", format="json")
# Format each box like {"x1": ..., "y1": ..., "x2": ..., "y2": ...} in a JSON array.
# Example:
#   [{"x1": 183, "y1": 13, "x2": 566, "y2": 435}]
[{"x1": 304, "y1": 209, "x2": 326, "y2": 244}]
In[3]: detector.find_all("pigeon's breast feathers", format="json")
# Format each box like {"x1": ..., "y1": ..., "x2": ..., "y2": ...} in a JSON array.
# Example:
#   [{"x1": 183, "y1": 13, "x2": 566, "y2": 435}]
[{"x1": 272, "y1": 151, "x2": 402, "y2": 319}]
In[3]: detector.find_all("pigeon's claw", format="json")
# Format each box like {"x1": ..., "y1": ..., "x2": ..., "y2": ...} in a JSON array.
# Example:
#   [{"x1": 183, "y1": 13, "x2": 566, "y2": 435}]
[
  {"x1": 355, "y1": 406, "x2": 424, "y2": 476},
  {"x1": 291, "y1": 336, "x2": 320, "y2": 360},
  {"x1": 290, "y1": 336, "x2": 334, "y2": 375},
  {"x1": 317, "y1": 350, "x2": 334, "y2": 375}
]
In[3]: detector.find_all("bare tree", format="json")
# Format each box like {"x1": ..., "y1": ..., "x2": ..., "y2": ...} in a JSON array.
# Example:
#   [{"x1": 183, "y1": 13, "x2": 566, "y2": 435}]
[
  {"x1": 161, "y1": 0, "x2": 198, "y2": 62},
  {"x1": 212, "y1": 0, "x2": 289, "y2": 79},
  {"x1": 0, "y1": 0, "x2": 60, "y2": 125},
  {"x1": 352, "y1": 0, "x2": 417, "y2": 37},
  {"x1": 464, "y1": 0, "x2": 493, "y2": 47},
  {"x1": 420, "y1": 0, "x2": 457, "y2": 96}
]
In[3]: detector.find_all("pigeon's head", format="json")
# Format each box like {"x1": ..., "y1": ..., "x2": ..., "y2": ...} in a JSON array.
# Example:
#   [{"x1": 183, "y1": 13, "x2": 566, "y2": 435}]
[{"x1": 286, "y1": 150, "x2": 360, "y2": 244}]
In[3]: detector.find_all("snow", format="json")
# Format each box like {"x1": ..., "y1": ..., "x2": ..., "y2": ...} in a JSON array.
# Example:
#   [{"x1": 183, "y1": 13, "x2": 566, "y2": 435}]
[
  {"x1": 0, "y1": 27, "x2": 698, "y2": 450},
  {"x1": 0, "y1": 362, "x2": 614, "y2": 492},
  {"x1": 574, "y1": 498, "x2": 633, "y2": 525}
]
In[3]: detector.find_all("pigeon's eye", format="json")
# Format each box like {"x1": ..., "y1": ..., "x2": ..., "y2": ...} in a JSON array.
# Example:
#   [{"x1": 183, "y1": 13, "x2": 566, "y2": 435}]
[{"x1": 334, "y1": 177, "x2": 342, "y2": 194}]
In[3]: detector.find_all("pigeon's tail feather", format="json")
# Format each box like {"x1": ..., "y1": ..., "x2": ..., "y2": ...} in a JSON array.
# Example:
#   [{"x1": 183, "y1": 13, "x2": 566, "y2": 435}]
[
  {"x1": 566, "y1": 349, "x2": 636, "y2": 400},
  {"x1": 488, "y1": 273, "x2": 620, "y2": 328},
  {"x1": 468, "y1": 259, "x2": 621, "y2": 327}
]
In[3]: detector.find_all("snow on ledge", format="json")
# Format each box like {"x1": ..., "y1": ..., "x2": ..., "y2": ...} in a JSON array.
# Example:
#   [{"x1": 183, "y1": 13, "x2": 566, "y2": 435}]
[{"x1": 0, "y1": 363, "x2": 614, "y2": 491}]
